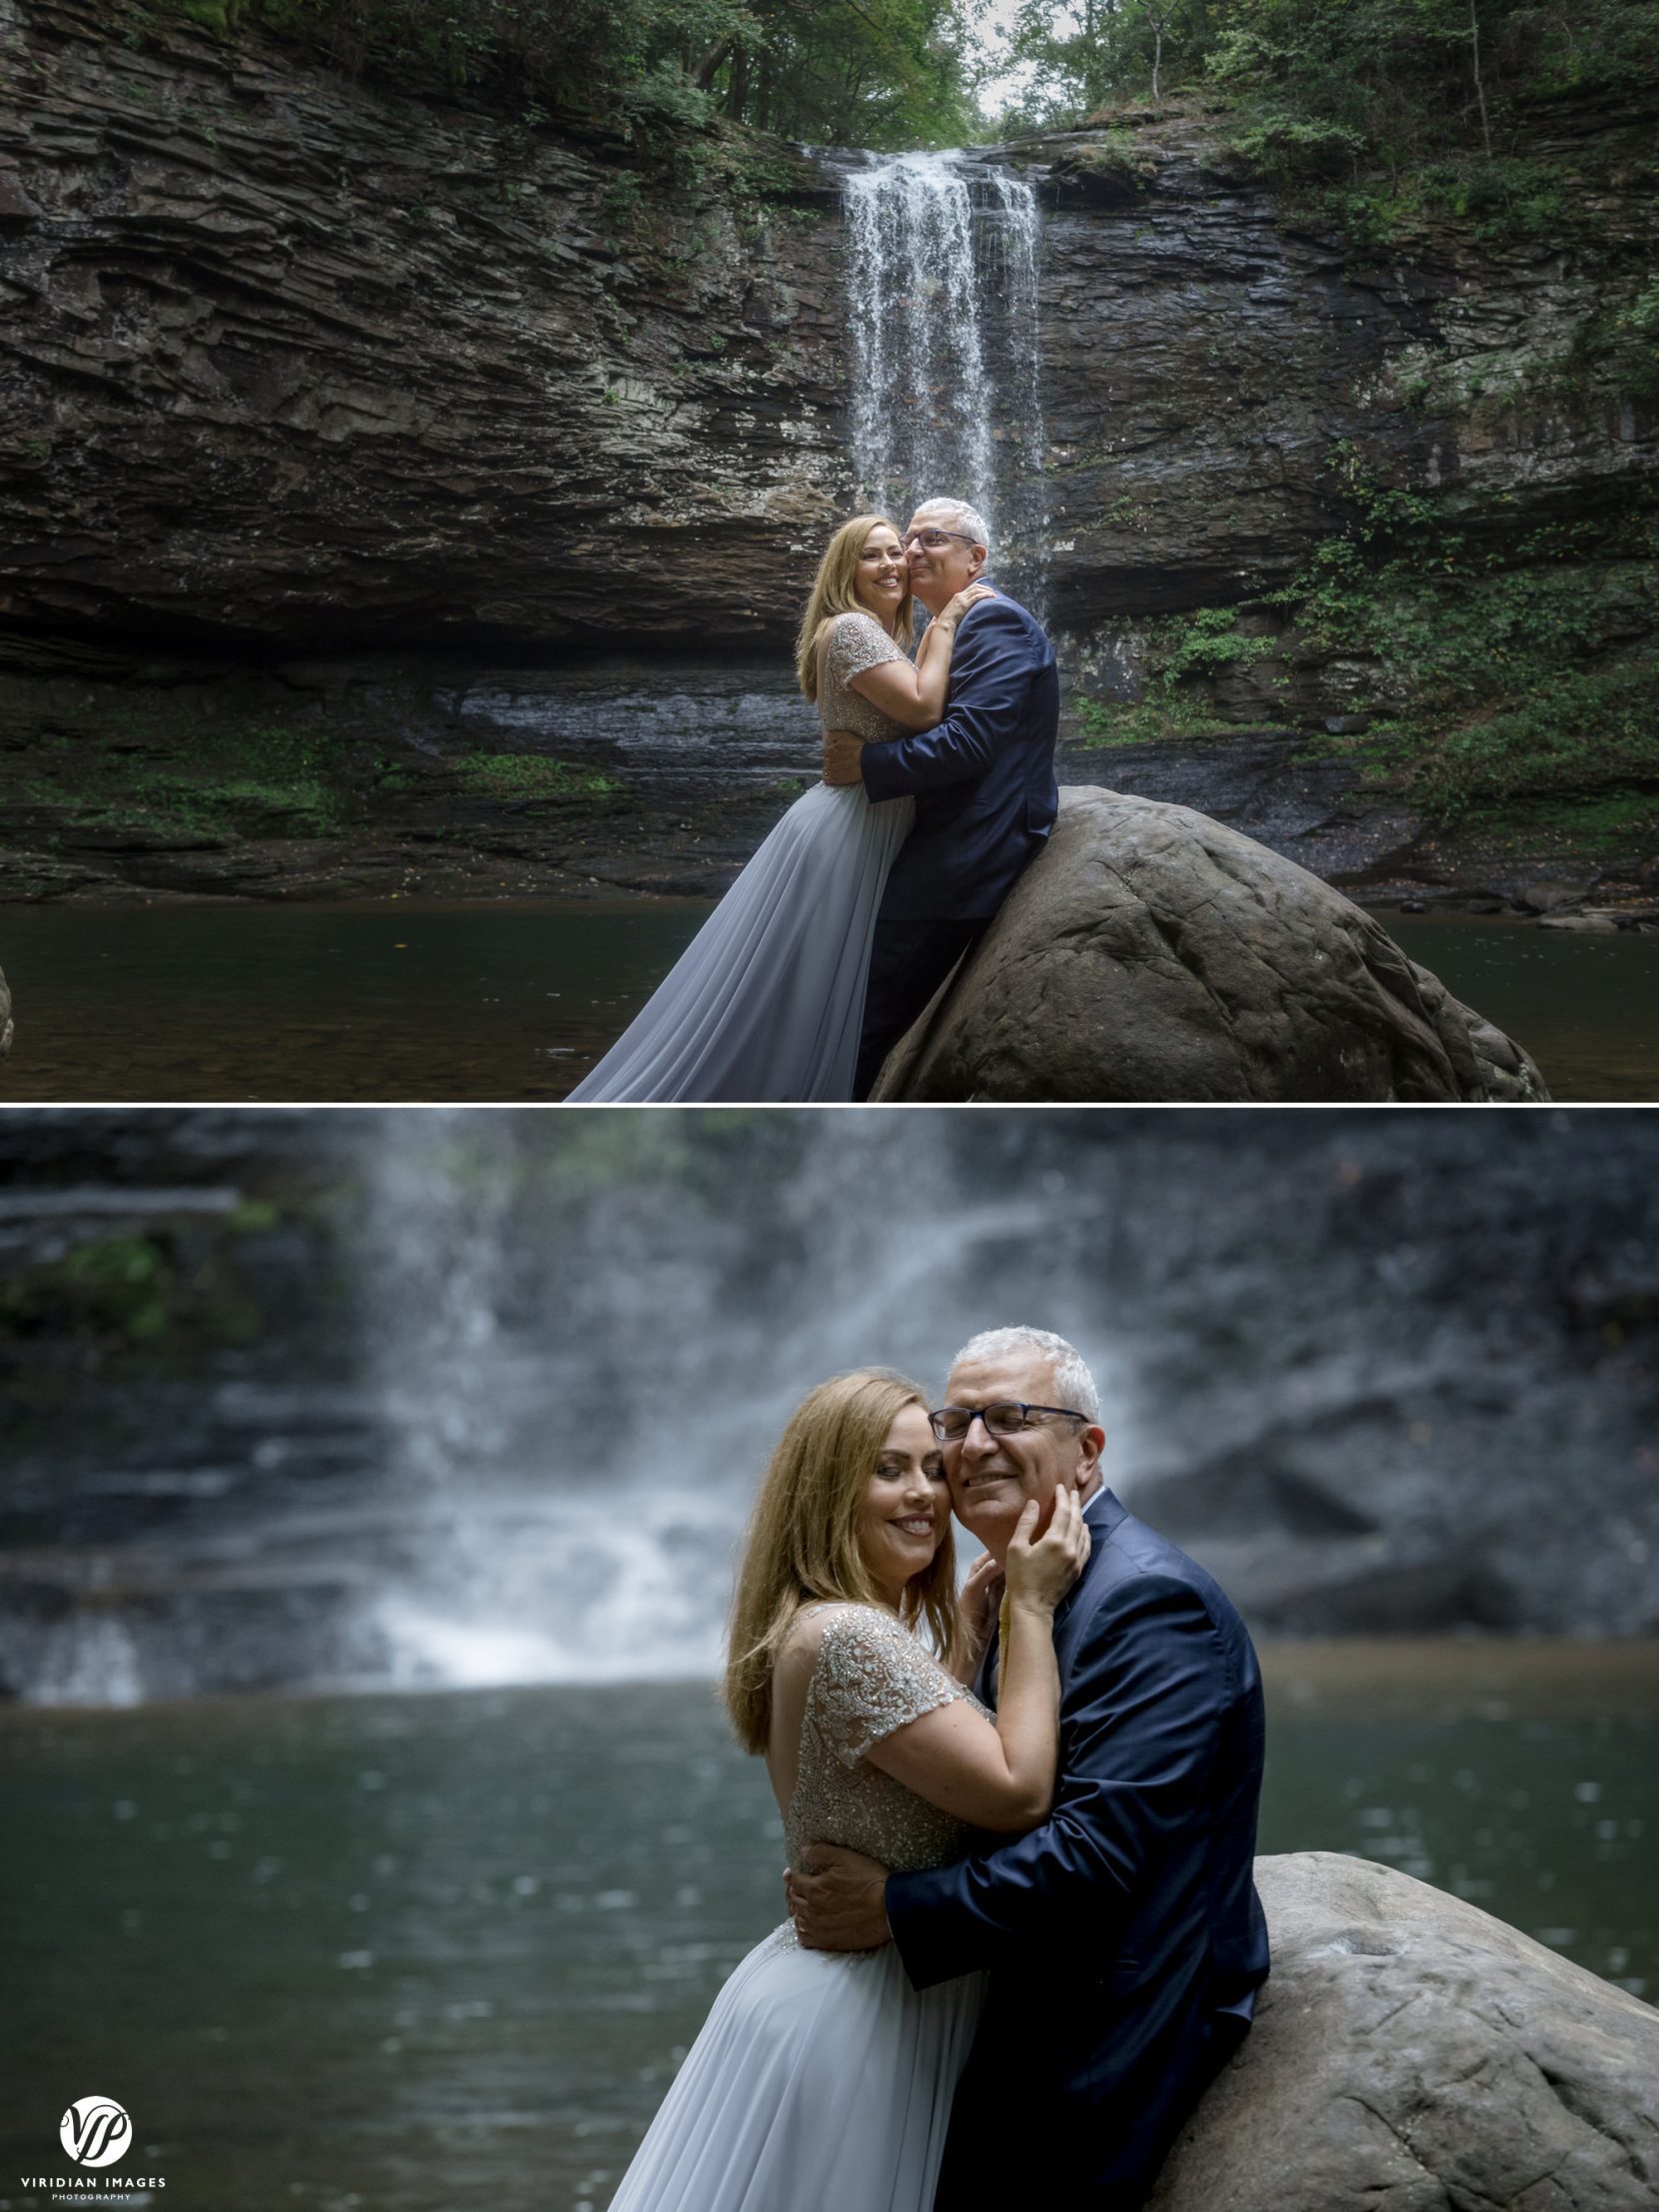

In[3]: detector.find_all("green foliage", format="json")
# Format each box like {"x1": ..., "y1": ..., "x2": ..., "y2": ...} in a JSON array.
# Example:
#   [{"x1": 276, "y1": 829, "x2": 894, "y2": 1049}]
[
  {"x1": 1399, "y1": 657, "x2": 1659, "y2": 818},
  {"x1": 57, "y1": 1237, "x2": 174, "y2": 1343},
  {"x1": 1073, "y1": 691, "x2": 1219, "y2": 744},
  {"x1": 1078, "y1": 456, "x2": 1659, "y2": 830},
  {"x1": 451, "y1": 755, "x2": 617, "y2": 801},
  {"x1": 1156, "y1": 604, "x2": 1280, "y2": 680},
  {"x1": 1265, "y1": 452, "x2": 1659, "y2": 820},
  {"x1": 133, "y1": 0, "x2": 983, "y2": 151},
  {"x1": 1000, "y1": 0, "x2": 1659, "y2": 246},
  {"x1": 0, "y1": 1224, "x2": 270, "y2": 1353},
  {"x1": 24, "y1": 711, "x2": 352, "y2": 846},
  {"x1": 169, "y1": 0, "x2": 253, "y2": 28},
  {"x1": 1575, "y1": 277, "x2": 1659, "y2": 406},
  {"x1": 1074, "y1": 608, "x2": 1279, "y2": 745}
]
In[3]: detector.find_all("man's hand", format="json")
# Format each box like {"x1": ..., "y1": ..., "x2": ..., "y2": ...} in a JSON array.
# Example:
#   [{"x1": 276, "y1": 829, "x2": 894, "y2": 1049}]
[
  {"x1": 822, "y1": 729, "x2": 864, "y2": 787},
  {"x1": 951, "y1": 1549, "x2": 1005, "y2": 1680},
  {"x1": 785, "y1": 1843, "x2": 891, "y2": 1951}
]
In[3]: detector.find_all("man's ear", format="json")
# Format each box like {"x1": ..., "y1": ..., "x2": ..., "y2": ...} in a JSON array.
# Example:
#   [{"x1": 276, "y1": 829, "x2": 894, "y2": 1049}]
[{"x1": 1077, "y1": 1426, "x2": 1105, "y2": 1482}]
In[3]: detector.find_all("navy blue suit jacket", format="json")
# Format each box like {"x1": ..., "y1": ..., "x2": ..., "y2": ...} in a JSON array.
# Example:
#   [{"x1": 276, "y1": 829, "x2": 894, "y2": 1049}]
[
  {"x1": 885, "y1": 1490, "x2": 1269, "y2": 2208},
  {"x1": 858, "y1": 585, "x2": 1059, "y2": 922}
]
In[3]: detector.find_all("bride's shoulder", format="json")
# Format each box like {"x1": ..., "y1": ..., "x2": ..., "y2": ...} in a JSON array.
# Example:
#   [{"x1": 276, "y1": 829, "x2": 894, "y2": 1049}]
[
  {"x1": 779, "y1": 1600, "x2": 903, "y2": 1669},
  {"x1": 823, "y1": 609, "x2": 906, "y2": 684},
  {"x1": 826, "y1": 607, "x2": 897, "y2": 646},
  {"x1": 784, "y1": 1607, "x2": 932, "y2": 1703}
]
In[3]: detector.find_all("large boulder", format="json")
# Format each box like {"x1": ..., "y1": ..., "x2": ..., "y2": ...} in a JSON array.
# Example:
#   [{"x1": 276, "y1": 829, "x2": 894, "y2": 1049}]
[
  {"x1": 877, "y1": 790, "x2": 1547, "y2": 1101},
  {"x1": 1153, "y1": 1853, "x2": 1659, "y2": 2212}
]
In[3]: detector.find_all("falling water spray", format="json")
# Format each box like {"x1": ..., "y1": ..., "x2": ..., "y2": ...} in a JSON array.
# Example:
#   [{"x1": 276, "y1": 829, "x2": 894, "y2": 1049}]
[{"x1": 842, "y1": 152, "x2": 1045, "y2": 588}]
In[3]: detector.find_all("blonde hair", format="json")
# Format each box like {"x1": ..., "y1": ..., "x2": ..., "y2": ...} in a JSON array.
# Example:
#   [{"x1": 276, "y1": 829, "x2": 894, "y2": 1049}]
[
  {"x1": 724, "y1": 1369, "x2": 956, "y2": 1755},
  {"x1": 795, "y1": 516, "x2": 915, "y2": 701}
]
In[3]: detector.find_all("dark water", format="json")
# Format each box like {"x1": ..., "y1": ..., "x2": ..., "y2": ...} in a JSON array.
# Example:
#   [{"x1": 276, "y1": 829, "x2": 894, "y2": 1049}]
[
  {"x1": 0, "y1": 901, "x2": 707, "y2": 1103},
  {"x1": 1383, "y1": 912, "x2": 1659, "y2": 1102},
  {"x1": 3, "y1": 1644, "x2": 1653, "y2": 2212},
  {"x1": 3, "y1": 901, "x2": 1656, "y2": 1104}
]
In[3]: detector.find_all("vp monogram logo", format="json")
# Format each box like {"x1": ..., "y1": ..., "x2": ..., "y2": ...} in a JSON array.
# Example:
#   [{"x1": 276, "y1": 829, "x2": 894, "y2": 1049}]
[{"x1": 60, "y1": 2096, "x2": 133, "y2": 2168}]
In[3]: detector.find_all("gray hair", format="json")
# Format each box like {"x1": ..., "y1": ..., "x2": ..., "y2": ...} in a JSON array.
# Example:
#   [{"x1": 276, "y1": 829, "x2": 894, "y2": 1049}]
[
  {"x1": 913, "y1": 497, "x2": 990, "y2": 558},
  {"x1": 947, "y1": 1327, "x2": 1099, "y2": 1424}
]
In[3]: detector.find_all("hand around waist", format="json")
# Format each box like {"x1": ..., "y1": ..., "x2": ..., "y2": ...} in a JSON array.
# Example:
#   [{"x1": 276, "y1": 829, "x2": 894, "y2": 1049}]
[
  {"x1": 821, "y1": 729, "x2": 864, "y2": 787},
  {"x1": 785, "y1": 1842, "x2": 891, "y2": 1950}
]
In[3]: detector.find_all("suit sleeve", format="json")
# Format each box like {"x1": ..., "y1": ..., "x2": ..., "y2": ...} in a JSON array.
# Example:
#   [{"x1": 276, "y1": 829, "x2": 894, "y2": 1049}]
[
  {"x1": 884, "y1": 1574, "x2": 1230, "y2": 1988},
  {"x1": 859, "y1": 601, "x2": 1035, "y2": 800}
]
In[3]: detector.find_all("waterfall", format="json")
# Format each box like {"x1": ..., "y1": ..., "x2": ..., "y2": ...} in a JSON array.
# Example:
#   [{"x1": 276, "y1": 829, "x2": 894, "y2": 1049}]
[
  {"x1": 842, "y1": 152, "x2": 1045, "y2": 586},
  {"x1": 8, "y1": 1111, "x2": 1656, "y2": 1705},
  {"x1": 349, "y1": 1112, "x2": 1108, "y2": 1689}
]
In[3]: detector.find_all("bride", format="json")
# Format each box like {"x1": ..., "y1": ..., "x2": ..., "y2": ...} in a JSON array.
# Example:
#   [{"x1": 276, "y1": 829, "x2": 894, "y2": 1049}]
[
  {"x1": 566, "y1": 520, "x2": 992, "y2": 1103},
  {"x1": 606, "y1": 1368, "x2": 1088, "y2": 2212}
]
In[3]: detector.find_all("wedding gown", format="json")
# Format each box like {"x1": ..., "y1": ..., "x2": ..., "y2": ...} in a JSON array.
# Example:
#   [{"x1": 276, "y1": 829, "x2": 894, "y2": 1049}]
[
  {"x1": 606, "y1": 1605, "x2": 988, "y2": 2212},
  {"x1": 566, "y1": 613, "x2": 915, "y2": 1102}
]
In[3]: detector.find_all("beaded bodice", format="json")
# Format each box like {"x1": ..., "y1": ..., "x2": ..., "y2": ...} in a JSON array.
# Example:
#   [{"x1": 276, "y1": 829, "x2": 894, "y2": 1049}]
[
  {"x1": 783, "y1": 1604, "x2": 990, "y2": 1875},
  {"x1": 818, "y1": 611, "x2": 913, "y2": 745}
]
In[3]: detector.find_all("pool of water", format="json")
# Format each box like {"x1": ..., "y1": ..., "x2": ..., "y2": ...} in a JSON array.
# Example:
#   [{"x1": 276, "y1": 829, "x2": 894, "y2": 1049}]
[
  {"x1": 0, "y1": 901, "x2": 707, "y2": 1103},
  {"x1": 1, "y1": 901, "x2": 1654, "y2": 1103},
  {"x1": 2, "y1": 1642, "x2": 1653, "y2": 2212},
  {"x1": 1382, "y1": 912, "x2": 1659, "y2": 1102}
]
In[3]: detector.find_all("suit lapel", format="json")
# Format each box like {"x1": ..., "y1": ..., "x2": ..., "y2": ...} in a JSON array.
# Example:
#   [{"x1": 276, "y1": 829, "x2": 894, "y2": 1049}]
[
  {"x1": 968, "y1": 1486, "x2": 1123, "y2": 1707},
  {"x1": 1052, "y1": 1487, "x2": 1123, "y2": 1647},
  {"x1": 975, "y1": 1488, "x2": 1125, "y2": 1707},
  {"x1": 974, "y1": 1618, "x2": 999, "y2": 1709}
]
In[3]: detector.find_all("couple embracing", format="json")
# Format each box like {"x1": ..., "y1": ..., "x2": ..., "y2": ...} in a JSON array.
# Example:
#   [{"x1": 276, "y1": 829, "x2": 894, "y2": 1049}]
[
  {"x1": 569, "y1": 503, "x2": 1058, "y2": 1104},
  {"x1": 607, "y1": 1327, "x2": 1270, "y2": 2212}
]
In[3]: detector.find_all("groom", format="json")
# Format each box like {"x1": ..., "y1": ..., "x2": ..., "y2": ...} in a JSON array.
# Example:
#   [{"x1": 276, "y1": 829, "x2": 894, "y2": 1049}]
[
  {"x1": 788, "y1": 1326, "x2": 1270, "y2": 2210},
  {"x1": 821, "y1": 498, "x2": 1059, "y2": 1100}
]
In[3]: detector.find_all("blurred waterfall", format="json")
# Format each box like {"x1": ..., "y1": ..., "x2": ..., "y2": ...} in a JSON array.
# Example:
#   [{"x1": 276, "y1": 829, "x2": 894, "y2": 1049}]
[
  {"x1": 5, "y1": 1110, "x2": 1655, "y2": 1705},
  {"x1": 351, "y1": 1113, "x2": 1134, "y2": 1691}
]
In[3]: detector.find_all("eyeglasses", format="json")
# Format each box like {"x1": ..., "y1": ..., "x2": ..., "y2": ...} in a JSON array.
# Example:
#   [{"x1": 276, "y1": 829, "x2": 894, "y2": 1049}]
[
  {"x1": 902, "y1": 529, "x2": 977, "y2": 552},
  {"x1": 928, "y1": 1402, "x2": 1088, "y2": 1444}
]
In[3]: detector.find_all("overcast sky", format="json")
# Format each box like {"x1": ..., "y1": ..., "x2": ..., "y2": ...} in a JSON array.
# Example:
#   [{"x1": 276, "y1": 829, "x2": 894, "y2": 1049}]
[{"x1": 973, "y1": 0, "x2": 1050, "y2": 116}]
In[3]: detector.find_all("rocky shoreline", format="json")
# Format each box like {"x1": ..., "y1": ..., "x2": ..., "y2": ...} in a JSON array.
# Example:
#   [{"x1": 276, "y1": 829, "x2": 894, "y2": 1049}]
[{"x1": 3, "y1": 633, "x2": 1655, "y2": 917}]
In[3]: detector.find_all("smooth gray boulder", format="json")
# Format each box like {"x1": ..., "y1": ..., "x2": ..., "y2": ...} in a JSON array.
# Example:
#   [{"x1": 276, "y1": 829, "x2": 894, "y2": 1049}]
[
  {"x1": 1151, "y1": 1852, "x2": 1659, "y2": 2212},
  {"x1": 876, "y1": 790, "x2": 1548, "y2": 1102}
]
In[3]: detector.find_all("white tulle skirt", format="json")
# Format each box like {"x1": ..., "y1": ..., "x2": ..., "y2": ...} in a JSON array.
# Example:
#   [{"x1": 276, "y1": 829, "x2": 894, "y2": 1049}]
[
  {"x1": 607, "y1": 1924, "x2": 983, "y2": 2212},
  {"x1": 566, "y1": 782, "x2": 913, "y2": 1104}
]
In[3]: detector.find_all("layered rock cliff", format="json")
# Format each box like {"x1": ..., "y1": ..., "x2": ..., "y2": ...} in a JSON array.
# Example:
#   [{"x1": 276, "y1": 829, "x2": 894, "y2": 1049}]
[
  {"x1": 0, "y1": 0, "x2": 848, "y2": 647},
  {"x1": 2, "y1": 0, "x2": 1653, "y2": 655}
]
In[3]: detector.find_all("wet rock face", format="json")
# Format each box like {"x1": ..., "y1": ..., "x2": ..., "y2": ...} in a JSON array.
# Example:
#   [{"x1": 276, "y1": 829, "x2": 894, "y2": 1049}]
[
  {"x1": 2, "y1": 5, "x2": 1654, "y2": 656},
  {"x1": 0, "y1": 962, "x2": 11, "y2": 1056},
  {"x1": 876, "y1": 788, "x2": 1548, "y2": 1102},
  {"x1": 1023, "y1": 112, "x2": 1658, "y2": 630},
  {"x1": 0, "y1": 0, "x2": 850, "y2": 648},
  {"x1": 1152, "y1": 1852, "x2": 1659, "y2": 2212},
  {"x1": 3, "y1": 2, "x2": 1659, "y2": 654}
]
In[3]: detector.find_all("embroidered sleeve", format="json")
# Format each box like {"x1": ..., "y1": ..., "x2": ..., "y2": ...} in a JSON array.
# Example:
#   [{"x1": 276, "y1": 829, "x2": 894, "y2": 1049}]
[
  {"x1": 824, "y1": 611, "x2": 906, "y2": 690},
  {"x1": 810, "y1": 1606, "x2": 966, "y2": 1767}
]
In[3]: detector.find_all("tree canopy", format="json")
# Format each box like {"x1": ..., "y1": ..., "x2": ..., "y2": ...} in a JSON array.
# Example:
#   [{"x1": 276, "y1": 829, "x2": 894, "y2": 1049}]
[
  {"x1": 147, "y1": 0, "x2": 1659, "y2": 202},
  {"x1": 996, "y1": 0, "x2": 1659, "y2": 160},
  {"x1": 173, "y1": 0, "x2": 990, "y2": 148}
]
